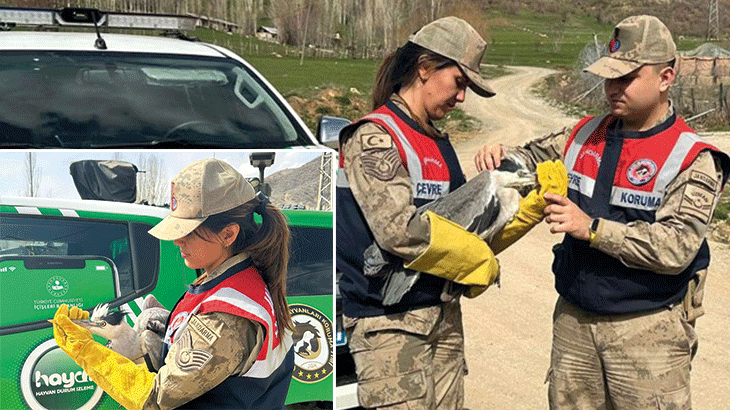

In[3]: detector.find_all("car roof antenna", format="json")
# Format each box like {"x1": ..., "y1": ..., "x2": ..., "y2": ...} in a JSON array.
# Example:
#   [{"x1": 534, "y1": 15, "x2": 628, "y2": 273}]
[{"x1": 91, "y1": 10, "x2": 106, "y2": 50}]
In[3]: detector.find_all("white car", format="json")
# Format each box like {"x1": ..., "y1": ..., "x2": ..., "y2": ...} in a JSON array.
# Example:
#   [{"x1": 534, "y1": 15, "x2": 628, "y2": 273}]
[{"x1": 0, "y1": 7, "x2": 343, "y2": 148}]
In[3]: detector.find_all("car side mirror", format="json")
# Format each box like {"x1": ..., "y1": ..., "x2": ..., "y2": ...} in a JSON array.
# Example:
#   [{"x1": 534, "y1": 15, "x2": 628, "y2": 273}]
[{"x1": 316, "y1": 116, "x2": 350, "y2": 150}]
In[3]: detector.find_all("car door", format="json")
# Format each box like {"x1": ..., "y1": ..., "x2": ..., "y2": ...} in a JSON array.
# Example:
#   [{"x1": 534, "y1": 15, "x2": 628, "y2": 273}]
[
  {"x1": 283, "y1": 210, "x2": 334, "y2": 407},
  {"x1": 0, "y1": 206, "x2": 192, "y2": 410}
]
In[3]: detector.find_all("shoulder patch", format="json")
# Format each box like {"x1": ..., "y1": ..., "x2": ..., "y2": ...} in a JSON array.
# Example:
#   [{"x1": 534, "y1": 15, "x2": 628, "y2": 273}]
[
  {"x1": 689, "y1": 170, "x2": 718, "y2": 192},
  {"x1": 679, "y1": 183, "x2": 716, "y2": 225},
  {"x1": 360, "y1": 132, "x2": 393, "y2": 150},
  {"x1": 361, "y1": 148, "x2": 402, "y2": 181},
  {"x1": 174, "y1": 329, "x2": 213, "y2": 372},
  {"x1": 188, "y1": 314, "x2": 220, "y2": 345}
]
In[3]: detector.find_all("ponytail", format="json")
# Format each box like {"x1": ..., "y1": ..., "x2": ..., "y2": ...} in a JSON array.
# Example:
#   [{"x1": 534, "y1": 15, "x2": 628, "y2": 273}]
[
  {"x1": 371, "y1": 50, "x2": 401, "y2": 110},
  {"x1": 242, "y1": 197, "x2": 293, "y2": 336},
  {"x1": 195, "y1": 196, "x2": 293, "y2": 339}
]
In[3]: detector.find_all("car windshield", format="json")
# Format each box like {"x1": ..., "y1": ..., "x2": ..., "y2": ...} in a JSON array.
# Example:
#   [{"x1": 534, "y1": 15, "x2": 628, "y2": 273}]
[{"x1": 0, "y1": 51, "x2": 311, "y2": 148}]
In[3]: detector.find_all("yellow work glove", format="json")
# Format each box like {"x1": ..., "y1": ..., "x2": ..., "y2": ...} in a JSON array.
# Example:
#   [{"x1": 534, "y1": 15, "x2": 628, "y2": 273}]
[
  {"x1": 52, "y1": 304, "x2": 155, "y2": 410},
  {"x1": 51, "y1": 304, "x2": 89, "y2": 358},
  {"x1": 491, "y1": 160, "x2": 568, "y2": 255},
  {"x1": 404, "y1": 211, "x2": 500, "y2": 298}
]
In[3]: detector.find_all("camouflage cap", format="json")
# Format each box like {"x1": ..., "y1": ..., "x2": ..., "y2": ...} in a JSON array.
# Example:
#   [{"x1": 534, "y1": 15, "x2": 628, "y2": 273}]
[
  {"x1": 409, "y1": 16, "x2": 496, "y2": 97},
  {"x1": 148, "y1": 158, "x2": 255, "y2": 241},
  {"x1": 585, "y1": 15, "x2": 676, "y2": 79}
]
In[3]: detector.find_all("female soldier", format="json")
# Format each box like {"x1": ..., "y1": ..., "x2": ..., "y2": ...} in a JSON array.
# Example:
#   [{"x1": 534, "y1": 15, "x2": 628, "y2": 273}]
[
  {"x1": 336, "y1": 16, "x2": 566, "y2": 409},
  {"x1": 52, "y1": 158, "x2": 295, "y2": 410}
]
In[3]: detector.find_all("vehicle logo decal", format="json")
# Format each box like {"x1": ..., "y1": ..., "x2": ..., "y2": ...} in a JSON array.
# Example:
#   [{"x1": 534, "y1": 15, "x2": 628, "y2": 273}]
[
  {"x1": 46, "y1": 276, "x2": 69, "y2": 298},
  {"x1": 289, "y1": 304, "x2": 333, "y2": 384},
  {"x1": 627, "y1": 159, "x2": 658, "y2": 186},
  {"x1": 20, "y1": 339, "x2": 103, "y2": 410}
]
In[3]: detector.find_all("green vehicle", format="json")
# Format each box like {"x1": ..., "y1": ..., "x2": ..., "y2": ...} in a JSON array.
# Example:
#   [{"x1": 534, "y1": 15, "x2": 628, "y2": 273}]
[{"x1": 0, "y1": 195, "x2": 333, "y2": 410}]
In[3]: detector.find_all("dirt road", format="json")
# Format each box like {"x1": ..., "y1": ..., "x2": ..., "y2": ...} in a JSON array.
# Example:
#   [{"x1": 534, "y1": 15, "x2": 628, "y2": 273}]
[{"x1": 455, "y1": 66, "x2": 730, "y2": 409}]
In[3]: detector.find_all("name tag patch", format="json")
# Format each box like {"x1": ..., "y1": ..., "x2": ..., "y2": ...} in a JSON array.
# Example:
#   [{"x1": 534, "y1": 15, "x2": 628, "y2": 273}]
[
  {"x1": 568, "y1": 173, "x2": 582, "y2": 189},
  {"x1": 415, "y1": 181, "x2": 446, "y2": 199},
  {"x1": 689, "y1": 170, "x2": 718, "y2": 192},
  {"x1": 619, "y1": 192, "x2": 661, "y2": 208},
  {"x1": 611, "y1": 188, "x2": 662, "y2": 210},
  {"x1": 189, "y1": 314, "x2": 220, "y2": 345}
]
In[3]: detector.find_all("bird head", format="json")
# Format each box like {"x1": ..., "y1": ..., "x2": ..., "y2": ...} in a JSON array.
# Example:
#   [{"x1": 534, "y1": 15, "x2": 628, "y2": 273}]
[{"x1": 72, "y1": 303, "x2": 133, "y2": 341}]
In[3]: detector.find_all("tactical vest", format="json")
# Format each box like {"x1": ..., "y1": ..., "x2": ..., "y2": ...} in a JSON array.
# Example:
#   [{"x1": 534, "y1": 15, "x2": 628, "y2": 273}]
[
  {"x1": 164, "y1": 258, "x2": 294, "y2": 409},
  {"x1": 554, "y1": 113, "x2": 728, "y2": 314},
  {"x1": 337, "y1": 100, "x2": 466, "y2": 318}
]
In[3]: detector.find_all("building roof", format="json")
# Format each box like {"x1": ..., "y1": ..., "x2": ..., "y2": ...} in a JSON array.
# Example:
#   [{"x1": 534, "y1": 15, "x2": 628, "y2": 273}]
[{"x1": 257, "y1": 26, "x2": 278, "y2": 35}]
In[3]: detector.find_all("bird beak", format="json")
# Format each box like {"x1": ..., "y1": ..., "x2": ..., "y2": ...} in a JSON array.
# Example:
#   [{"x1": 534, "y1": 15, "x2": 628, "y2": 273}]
[{"x1": 71, "y1": 319, "x2": 103, "y2": 329}]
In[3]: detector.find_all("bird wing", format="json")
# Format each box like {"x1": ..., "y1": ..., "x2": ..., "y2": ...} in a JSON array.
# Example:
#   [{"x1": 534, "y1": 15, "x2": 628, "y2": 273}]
[
  {"x1": 142, "y1": 294, "x2": 165, "y2": 310},
  {"x1": 134, "y1": 307, "x2": 170, "y2": 334},
  {"x1": 140, "y1": 329, "x2": 166, "y2": 372},
  {"x1": 367, "y1": 159, "x2": 532, "y2": 305}
]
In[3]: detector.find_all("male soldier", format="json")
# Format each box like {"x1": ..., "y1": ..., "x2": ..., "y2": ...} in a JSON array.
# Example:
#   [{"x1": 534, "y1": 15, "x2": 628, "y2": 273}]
[{"x1": 475, "y1": 15, "x2": 730, "y2": 409}]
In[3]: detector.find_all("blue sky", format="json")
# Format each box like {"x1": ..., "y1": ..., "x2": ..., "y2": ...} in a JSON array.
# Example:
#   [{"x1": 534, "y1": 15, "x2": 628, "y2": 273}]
[{"x1": 0, "y1": 150, "x2": 326, "y2": 200}]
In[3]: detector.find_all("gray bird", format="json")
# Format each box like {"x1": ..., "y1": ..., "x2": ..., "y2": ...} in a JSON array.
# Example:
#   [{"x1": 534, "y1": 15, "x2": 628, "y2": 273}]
[
  {"x1": 364, "y1": 154, "x2": 536, "y2": 305},
  {"x1": 73, "y1": 294, "x2": 169, "y2": 370}
]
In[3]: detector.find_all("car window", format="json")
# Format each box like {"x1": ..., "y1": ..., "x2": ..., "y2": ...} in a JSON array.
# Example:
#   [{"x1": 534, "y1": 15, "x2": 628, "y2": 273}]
[
  {"x1": 0, "y1": 214, "x2": 137, "y2": 308},
  {"x1": 0, "y1": 256, "x2": 116, "y2": 327},
  {"x1": 0, "y1": 51, "x2": 310, "y2": 148},
  {"x1": 287, "y1": 226, "x2": 333, "y2": 296}
]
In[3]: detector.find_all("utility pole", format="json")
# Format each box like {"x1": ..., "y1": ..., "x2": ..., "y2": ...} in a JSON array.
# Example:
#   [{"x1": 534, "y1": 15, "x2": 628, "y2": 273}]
[
  {"x1": 316, "y1": 152, "x2": 333, "y2": 211},
  {"x1": 708, "y1": 0, "x2": 719, "y2": 40}
]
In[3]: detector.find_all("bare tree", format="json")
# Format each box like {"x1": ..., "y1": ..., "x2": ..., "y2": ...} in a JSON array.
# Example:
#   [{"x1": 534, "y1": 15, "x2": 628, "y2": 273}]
[
  {"x1": 24, "y1": 152, "x2": 41, "y2": 197},
  {"x1": 136, "y1": 154, "x2": 168, "y2": 205}
]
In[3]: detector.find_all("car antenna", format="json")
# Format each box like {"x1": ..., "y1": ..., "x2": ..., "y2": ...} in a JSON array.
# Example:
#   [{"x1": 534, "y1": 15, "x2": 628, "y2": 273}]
[
  {"x1": 90, "y1": 9, "x2": 106, "y2": 50},
  {"x1": 58, "y1": 8, "x2": 107, "y2": 49}
]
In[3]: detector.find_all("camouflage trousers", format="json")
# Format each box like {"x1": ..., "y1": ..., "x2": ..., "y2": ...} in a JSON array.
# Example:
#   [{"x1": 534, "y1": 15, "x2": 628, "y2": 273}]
[
  {"x1": 342, "y1": 299, "x2": 466, "y2": 410},
  {"x1": 547, "y1": 296, "x2": 697, "y2": 410}
]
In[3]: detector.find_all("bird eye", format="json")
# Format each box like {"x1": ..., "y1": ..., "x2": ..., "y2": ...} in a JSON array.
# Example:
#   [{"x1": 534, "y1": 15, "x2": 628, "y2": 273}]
[{"x1": 99, "y1": 322, "x2": 107, "y2": 328}]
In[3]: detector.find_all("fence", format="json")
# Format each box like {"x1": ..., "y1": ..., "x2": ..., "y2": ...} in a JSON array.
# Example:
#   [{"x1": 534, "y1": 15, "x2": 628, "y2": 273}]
[{"x1": 674, "y1": 56, "x2": 730, "y2": 121}]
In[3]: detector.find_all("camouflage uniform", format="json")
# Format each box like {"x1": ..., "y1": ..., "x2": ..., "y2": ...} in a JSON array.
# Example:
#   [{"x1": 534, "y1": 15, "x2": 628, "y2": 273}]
[
  {"x1": 337, "y1": 16, "x2": 503, "y2": 409},
  {"x1": 142, "y1": 253, "x2": 267, "y2": 410},
  {"x1": 341, "y1": 95, "x2": 469, "y2": 410},
  {"x1": 505, "y1": 100, "x2": 727, "y2": 409},
  {"x1": 342, "y1": 301, "x2": 465, "y2": 410}
]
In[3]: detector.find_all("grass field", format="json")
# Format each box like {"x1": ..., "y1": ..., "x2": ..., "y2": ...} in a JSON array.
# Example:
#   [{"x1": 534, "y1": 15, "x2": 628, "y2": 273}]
[
  {"x1": 192, "y1": 28, "x2": 379, "y2": 95},
  {"x1": 244, "y1": 56, "x2": 379, "y2": 97},
  {"x1": 482, "y1": 11, "x2": 615, "y2": 68},
  {"x1": 482, "y1": 11, "x2": 730, "y2": 68}
]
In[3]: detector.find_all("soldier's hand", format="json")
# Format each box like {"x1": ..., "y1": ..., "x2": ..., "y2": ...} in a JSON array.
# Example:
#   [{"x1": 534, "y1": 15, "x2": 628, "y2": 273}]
[
  {"x1": 544, "y1": 193, "x2": 592, "y2": 241},
  {"x1": 475, "y1": 143, "x2": 504, "y2": 172}
]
